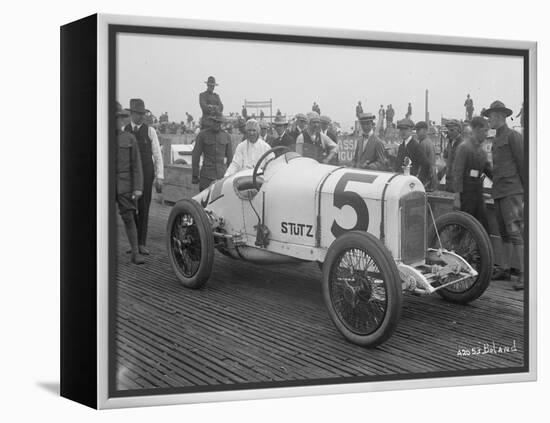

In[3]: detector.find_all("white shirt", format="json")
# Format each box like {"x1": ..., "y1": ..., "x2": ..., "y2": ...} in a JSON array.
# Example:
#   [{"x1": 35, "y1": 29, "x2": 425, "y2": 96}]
[
  {"x1": 131, "y1": 123, "x2": 164, "y2": 179},
  {"x1": 224, "y1": 138, "x2": 273, "y2": 177},
  {"x1": 296, "y1": 131, "x2": 338, "y2": 154}
]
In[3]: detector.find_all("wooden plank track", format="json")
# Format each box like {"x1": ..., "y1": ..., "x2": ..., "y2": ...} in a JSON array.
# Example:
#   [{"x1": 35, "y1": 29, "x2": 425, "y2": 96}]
[{"x1": 114, "y1": 197, "x2": 525, "y2": 391}]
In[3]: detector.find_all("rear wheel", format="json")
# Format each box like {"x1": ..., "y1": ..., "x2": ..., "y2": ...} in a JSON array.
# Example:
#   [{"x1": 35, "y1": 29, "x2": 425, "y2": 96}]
[
  {"x1": 166, "y1": 199, "x2": 214, "y2": 289},
  {"x1": 322, "y1": 231, "x2": 402, "y2": 348},
  {"x1": 427, "y1": 211, "x2": 493, "y2": 304}
]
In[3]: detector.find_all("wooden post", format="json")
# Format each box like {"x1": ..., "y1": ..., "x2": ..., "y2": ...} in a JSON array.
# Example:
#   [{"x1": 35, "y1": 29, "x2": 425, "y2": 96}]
[{"x1": 425, "y1": 89, "x2": 430, "y2": 125}]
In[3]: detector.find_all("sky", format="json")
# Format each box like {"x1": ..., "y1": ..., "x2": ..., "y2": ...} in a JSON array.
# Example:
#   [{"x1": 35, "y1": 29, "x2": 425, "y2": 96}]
[{"x1": 117, "y1": 33, "x2": 524, "y2": 131}]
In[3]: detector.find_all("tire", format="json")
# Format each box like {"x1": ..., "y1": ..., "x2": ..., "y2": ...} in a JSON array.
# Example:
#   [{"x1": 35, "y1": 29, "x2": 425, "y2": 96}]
[
  {"x1": 322, "y1": 231, "x2": 402, "y2": 348},
  {"x1": 427, "y1": 211, "x2": 493, "y2": 304},
  {"x1": 166, "y1": 199, "x2": 214, "y2": 289}
]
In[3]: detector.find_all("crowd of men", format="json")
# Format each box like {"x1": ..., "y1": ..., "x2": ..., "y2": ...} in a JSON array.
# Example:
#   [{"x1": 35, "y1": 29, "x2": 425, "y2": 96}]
[{"x1": 116, "y1": 75, "x2": 525, "y2": 290}]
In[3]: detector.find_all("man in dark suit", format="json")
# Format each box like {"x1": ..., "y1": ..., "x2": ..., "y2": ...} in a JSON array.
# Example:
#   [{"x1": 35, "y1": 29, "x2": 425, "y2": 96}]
[
  {"x1": 353, "y1": 113, "x2": 388, "y2": 170},
  {"x1": 270, "y1": 115, "x2": 295, "y2": 154},
  {"x1": 394, "y1": 118, "x2": 430, "y2": 182},
  {"x1": 442, "y1": 119, "x2": 464, "y2": 192},
  {"x1": 124, "y1": 98, "x2": 164, "y2": 255}
]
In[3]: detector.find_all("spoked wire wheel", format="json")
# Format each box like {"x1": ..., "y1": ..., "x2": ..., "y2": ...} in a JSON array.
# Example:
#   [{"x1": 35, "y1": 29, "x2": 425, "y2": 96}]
[
  {"x1": 166, "y1": 199, "x2": 214, "y2": 289},
  {"x1": 171, "y1": 213, "x2": 201, "y2": 278},
  {"x1": 427, "y1": 211, "x2": 493, "y2": 303},
  {"x1": 322, "y1": 231, "x2": 402, "y2": 347}
]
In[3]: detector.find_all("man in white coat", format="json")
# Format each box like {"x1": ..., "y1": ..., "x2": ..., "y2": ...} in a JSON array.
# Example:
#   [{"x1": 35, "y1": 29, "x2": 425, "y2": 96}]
[{"x1": 225, "y1": 119, "x2": 273, "y2": 177}]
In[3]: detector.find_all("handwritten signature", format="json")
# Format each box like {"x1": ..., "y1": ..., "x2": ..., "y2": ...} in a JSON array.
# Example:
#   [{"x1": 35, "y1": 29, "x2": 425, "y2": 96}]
[{"x1": 456, "y1": 340, "x2": 518, "y2": 357}]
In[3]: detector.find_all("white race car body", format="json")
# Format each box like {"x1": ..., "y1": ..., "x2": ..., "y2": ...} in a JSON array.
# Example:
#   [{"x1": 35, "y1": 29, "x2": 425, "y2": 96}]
[{"x1": 194, "y1": 154, "x2": 426, "y2": 267}]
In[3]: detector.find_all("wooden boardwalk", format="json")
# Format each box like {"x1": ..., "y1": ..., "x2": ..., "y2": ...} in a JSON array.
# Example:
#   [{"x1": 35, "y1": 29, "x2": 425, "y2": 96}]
[{"x1": 114, "y1": 197, "x2": 526, "y2": 392}]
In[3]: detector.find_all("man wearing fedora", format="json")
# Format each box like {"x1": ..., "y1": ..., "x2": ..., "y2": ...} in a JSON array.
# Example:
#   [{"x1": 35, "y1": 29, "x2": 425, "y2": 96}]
[
  {"x1": 353, "y1": 113, "x2": 388, "y2": 171},
  {"x1": 192, "y1": 112, "x2": 233, "y2": 191},
  {"x1": 442, "y1": 119, "x2": 464, "y2": 192},
  {"x1": 199, "y1": 76, "x2": 224, "y2": 127},
  {"x1": 270, "y1": 115, "x2": 295, "y2": 155},
  {"x1": 124, "y1": 98, "x2": 164, "y2": 256},
  {"x1": 394, "y1": 118, "x2": 431, "y2": 184},
  {"x1": 115, "y1": 102, "x2": 145, "y2": 265},
  {"x1": 482, "y1": 101, "x2": 525, "y2": 290}
]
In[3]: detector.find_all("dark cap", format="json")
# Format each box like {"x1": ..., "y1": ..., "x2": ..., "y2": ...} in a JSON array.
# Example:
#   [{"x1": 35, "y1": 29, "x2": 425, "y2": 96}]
[
  {"x1": 396, "y1": 118, "x2": 415, "y2": 129},
  {"x1": 358, "y1": 112, "x2": 376, "y2": 122},
  {"x1": 445, "y1": 119, "x2": 461, "y2": 129},
  {"x1": 415, "y1": 121, "x2": 428, "y2": 130},
  {"x1": 205, "y1": 76, "x2": 218, "y2": 85}
]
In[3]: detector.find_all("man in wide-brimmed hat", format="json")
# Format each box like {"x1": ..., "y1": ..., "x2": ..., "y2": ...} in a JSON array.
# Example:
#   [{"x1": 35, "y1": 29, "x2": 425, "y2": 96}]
[
  {"x1": 295, "y1": 112, "x2": 338, "y2": 163},
  {"x1": 192, "y1": 112, "x2": 233, "y2": 191},
  {"x1": 270, "y1": 115, "x2": 295, "y2": 154},
  {"x1": 442, "y1": 119, "x2": 464, "y2": 192},
  {"x1": 199, "y1": 76, "x2": 223, "y2": 127},
  {"x1": 116, "y1": 102, "x2": 145, "y2": 264},
  {"x1": 482, "y1": 100, "x2": 525, "y2": 290},
  {"x1": 124, "y1": 98, "x2": 164, "y2": 256},
  {"x1": 394, "y1": 118, "x2": 430, "y2": 184},
  {"x1": 353, "y1": 113, "x2": 388, "y2": 171}
]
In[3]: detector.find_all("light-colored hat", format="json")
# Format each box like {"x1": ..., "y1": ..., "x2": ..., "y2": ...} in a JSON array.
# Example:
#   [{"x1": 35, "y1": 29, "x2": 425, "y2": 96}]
[
  {"x1": 259, "y1": 121, "x2": 269, "y2": 129},
  {"x1": 273, "y1": 115, "x2": 288, "y2": 125},
  {"x1": 307, "y1": 111, "x2": 320, "y2": 122},
  {"x1": 320, "y1": 115, "x2": 332, "y2": 124},
  {"x1": 295, "y1": 113, "x2": 307, "y2": 122}
]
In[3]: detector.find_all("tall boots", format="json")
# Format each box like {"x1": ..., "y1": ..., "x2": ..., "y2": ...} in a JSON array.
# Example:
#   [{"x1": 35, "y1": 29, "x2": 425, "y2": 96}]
[{"x1": 122, "y1": 212, "x2": 145, "y2": 265}]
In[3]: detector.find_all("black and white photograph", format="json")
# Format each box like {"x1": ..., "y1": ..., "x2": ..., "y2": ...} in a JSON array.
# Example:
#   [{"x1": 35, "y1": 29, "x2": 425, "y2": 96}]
[
  {"x1": 108, "y1": 20, "x2": 531, "y2": 400},
  {"x1": 4, "y1": 0, "x2": 549, "y2": 420}
]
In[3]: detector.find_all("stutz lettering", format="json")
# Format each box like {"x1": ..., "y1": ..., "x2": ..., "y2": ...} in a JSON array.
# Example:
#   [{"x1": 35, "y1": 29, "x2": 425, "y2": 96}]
[{"x1": 280, "y1": 221, "x2": 314, "y2": 237}]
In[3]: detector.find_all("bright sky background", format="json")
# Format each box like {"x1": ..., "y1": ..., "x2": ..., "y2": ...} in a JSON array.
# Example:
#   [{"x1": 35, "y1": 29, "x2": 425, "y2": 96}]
[{"x1": 117, "y1": 33, "x2": 524, "y2": 130}]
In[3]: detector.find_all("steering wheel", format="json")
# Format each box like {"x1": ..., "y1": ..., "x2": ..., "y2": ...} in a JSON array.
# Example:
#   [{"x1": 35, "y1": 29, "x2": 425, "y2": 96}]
[{"x1": 252, "y1": 146, "x2": 291, "y2": 190}]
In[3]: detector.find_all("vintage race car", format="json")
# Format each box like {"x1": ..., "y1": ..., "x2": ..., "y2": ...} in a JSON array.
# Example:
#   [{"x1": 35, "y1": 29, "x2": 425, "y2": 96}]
[{"x1": 166, "y1": 146, "x2": 493, "y2": 347}]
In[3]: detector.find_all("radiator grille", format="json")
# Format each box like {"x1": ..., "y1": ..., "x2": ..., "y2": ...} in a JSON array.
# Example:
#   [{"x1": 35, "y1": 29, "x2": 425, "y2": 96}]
[{"x1": 400, "y1": 191, "x2": 426, "y2": 264}]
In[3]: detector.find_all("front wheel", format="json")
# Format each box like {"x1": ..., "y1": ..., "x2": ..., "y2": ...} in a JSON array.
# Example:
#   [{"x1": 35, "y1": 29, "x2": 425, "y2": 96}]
[
  {"x1": 427, "y1": 211, "x2": 493, "y2": 304},
  {"x1": 322, "y1": 231, "x2": 402, "y2": 348},
  {"x1": 166, "y1": 199, "x2": 214, "y2": 289}
]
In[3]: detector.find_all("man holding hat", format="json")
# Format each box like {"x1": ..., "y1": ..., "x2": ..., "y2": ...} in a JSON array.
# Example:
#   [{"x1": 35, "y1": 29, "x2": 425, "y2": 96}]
[
  {"x1": 442, "y1": 119, "x2": 464, "y2": 192},
  {"x1": 415, "y1": 121, "x2": 438, "y2": 190},
  {"x1": 395, "y1": 118, "x2": 430, "y2": 183},
  {"x1": 482, "y1": 100, "x2": 525, "y2": 290},
  {"x1": 452, "y1": 116, "x2": 493, "y2": 233},
  {"x1": 199, "y1": 76, "x2": 224, "y2": 126},
  {"x1": 225, "y1": 119, "x2": 272, "y2": 177},
  {"x1": 116, "y1": 102, "x2": 145, "y2": 265},
  {"x1": 192, "y1": 112, "x2": 233, "y2": 191},
  {"x1": 124, "y1": 98, "x2": 164, "y2": 256},
  {"x1": 295, "y1": 112, "x2": 338, "y2": 164},
  {"x1": 353, "y1": 113, "x2": 388, "y2": 171},
  {"x1": 270, "y1": 115, "x2": 295, "y2": 154}
]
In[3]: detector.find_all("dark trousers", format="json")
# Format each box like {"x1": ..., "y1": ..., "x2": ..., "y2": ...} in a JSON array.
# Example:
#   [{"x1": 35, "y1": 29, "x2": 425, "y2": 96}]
[
  {"x1": 134, "y1": 164, "x2": 155, "y2": 246},
  {"x1": 460, "y1": 187, "x2": 489, "y2": 234}
]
